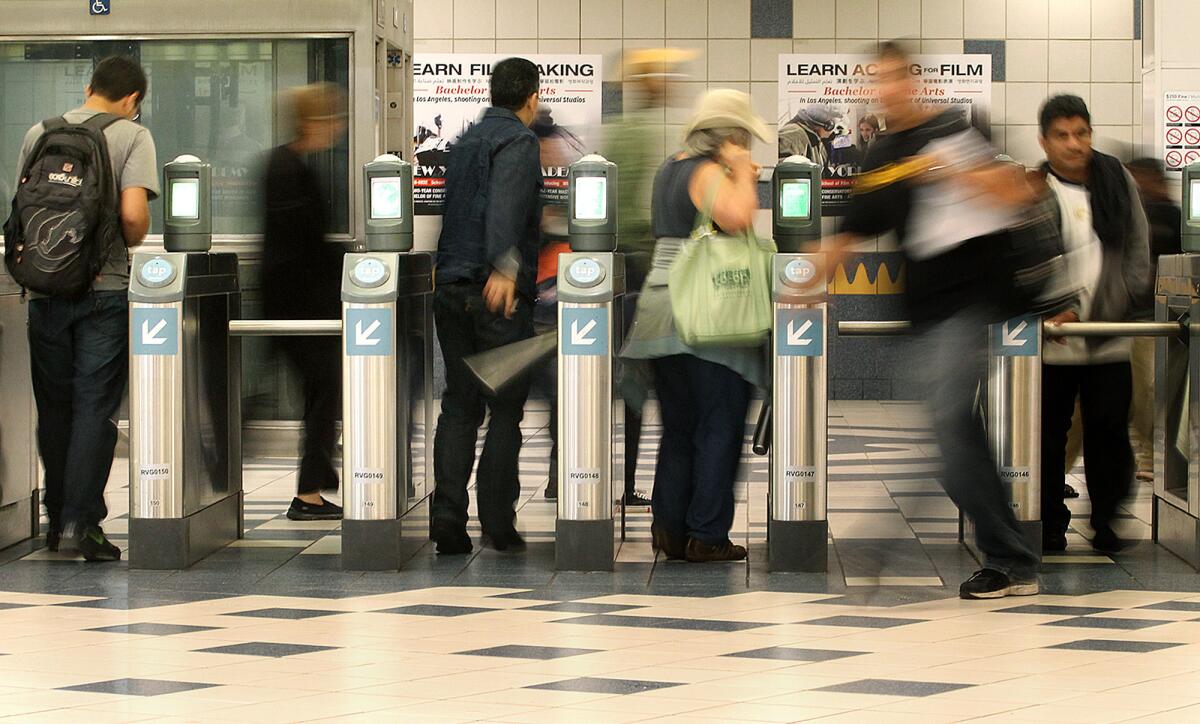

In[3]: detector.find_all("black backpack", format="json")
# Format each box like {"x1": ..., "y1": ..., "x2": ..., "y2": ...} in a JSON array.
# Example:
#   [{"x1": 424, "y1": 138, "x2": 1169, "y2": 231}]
[{"x1": 3, "y1": 113, "x2": 121, "y2": 297}]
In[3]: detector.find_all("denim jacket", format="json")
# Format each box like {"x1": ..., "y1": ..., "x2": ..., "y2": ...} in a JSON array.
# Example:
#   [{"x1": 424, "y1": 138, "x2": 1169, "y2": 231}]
[{"x1": 435, "y1": 107, "x2": 542, "y2": 300}]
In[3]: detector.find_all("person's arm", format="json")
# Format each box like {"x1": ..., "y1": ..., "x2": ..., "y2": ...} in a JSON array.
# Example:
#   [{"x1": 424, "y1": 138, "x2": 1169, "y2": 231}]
[
  {"x1": 483, "y1": 133, "x2": 540, "y2": 317},
  {"x1": 954, "y1": 161, "x2": 1036, "y2": 207},
  {"x1": 119, "y1": 187, "x2": 151, "y2": 245},
  {"x1": 1122, "y1": 171, "x2": 1153, "y2": 318},
  {"x1": 687, "y1": 142, "x2": 758, "y2": 233},
  {"x1": 118, "y1": 128, "x2": 160, "y2": 247}
]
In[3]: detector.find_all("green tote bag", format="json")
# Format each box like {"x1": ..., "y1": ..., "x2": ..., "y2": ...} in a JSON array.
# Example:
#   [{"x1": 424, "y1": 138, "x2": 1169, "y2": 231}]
[{"x1": 668, "y1": 194, "x2": 776, "y2": 348}]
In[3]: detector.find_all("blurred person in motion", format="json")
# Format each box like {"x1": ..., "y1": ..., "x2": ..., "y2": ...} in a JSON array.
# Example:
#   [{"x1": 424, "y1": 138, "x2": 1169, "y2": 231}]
[
  {"x1": 431, "y1": 58, "x2": 542, "y2": 554},
  {"x1": 261, "y1": 82, "x2": 348, "y2": 521},
  {"x1": 826, "y1": 42, "x2": 1043, "y2": 599},
  {"x1": 1036, "y1": 96, "x2": 1151, "y2": 555},
  {"x1": 623, "y1": 90, "x2": 769, "y2": 563}
]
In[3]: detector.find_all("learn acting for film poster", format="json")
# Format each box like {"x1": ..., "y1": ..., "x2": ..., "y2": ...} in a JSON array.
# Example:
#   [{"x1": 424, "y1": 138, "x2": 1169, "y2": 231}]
[
  {"x1": 777, "y1": 54, "x2": 992, "y2": 215},
  {"x1": 412, "y1": 54, "x2": 602, "y2": 216}
]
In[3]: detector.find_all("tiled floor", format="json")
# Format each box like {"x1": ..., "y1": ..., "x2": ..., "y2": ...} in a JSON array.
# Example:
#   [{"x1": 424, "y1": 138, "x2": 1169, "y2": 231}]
[{"x1": 0, "y1": 401, "x2": 1197, "y2": 722}]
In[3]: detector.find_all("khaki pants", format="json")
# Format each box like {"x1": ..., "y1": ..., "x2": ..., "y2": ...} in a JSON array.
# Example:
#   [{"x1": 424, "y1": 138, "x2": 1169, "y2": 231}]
[{"x1": 1063, "y1": 341, "x2": 1155, "y2": 474}]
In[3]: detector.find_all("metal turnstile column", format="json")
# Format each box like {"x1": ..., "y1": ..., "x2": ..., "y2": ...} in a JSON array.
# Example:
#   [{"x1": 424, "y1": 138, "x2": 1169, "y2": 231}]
[
  {"x1": 556, "y1": 253, "x2": 623, "y2": 571},
  {"x1": 768, "y1": 254, "x2": 828, "y2": 571},
  {"x1": 341, "y1": 252, "x2": 434, "y2": 570},
  {"x1": 129, "y1": 252, "x2": 242, "y2": 569},
  {"x1": 0, "y1": 270, "x2": 39, "y2": 549}
]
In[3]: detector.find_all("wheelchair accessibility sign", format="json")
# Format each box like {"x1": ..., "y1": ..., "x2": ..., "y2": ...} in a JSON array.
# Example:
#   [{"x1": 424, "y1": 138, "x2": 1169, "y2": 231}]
[{"x1": 90, "y1": 0, "x2": 111, "y2": 15}]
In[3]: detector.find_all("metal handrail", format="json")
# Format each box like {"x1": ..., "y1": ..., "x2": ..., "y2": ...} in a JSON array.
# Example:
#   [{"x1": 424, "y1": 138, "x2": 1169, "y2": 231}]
[{"x1": 228, "y1": 320, "x2": 342, "y2": 337}]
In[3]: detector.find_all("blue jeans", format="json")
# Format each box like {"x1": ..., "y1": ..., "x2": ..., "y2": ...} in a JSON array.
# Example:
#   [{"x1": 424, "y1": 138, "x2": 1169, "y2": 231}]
[
  {"x1": 28, "y1": 292, "x2": 128, "y2": 531},
  {"x1": 916, "y1": 307, "x2": 1039, "y2": 580},
  {"x1": 650, "y1": 354, "x2": 751, "y2": 545}
]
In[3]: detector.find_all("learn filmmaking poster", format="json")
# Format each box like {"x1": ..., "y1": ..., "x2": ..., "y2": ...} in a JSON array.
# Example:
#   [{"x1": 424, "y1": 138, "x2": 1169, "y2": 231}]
[
  {"x1": 412, "y1": 54, "x2": 602, "y2": 216},
  {"x1": 778, "y1": 54, "x2": 992, "y2": 215}
]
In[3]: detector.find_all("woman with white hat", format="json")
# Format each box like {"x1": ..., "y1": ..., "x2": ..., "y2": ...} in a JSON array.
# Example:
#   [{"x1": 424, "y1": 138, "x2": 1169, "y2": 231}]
[{"x1": 623, "y1": 89, "x2": 769, "y2": 562}]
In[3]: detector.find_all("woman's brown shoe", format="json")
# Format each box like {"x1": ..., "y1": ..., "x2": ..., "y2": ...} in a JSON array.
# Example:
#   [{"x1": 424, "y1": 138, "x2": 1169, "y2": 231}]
[
  {"x1": 685, "y1": 538, "x2": 748, "y2": 562},
  {"x1": 651, "y1": 522, "x2": 687, "y2": 560}
]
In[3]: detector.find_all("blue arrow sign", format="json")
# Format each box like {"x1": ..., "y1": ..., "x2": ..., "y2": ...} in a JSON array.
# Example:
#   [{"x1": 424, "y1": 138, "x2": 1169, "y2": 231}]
[
  {"x1": 345, "y1": 308, "x2": 393, "y2": 356},
  {"x1": 776, "y1": 308, "x2": 823, "y2": 357},
  {"x1": 993, "y1": 315, "x2": 1040, "y2": 357},
  {"x1": 131, "y1": 308, "x2": 178, "y2": 356},
  {"x1": 560, "y1": 307, "x2": 608, "y2": 356}
]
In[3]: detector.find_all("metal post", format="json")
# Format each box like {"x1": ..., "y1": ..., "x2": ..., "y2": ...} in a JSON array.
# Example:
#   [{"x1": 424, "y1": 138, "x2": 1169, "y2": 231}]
[{"x1": 769, "y1": 254, "x2": 828, "y2": 571}]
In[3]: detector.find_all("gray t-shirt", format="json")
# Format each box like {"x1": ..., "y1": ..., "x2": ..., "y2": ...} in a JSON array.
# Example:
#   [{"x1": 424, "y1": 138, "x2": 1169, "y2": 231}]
[{"x1": 15, "y1": 107, "x2": 160, "y2": 292}]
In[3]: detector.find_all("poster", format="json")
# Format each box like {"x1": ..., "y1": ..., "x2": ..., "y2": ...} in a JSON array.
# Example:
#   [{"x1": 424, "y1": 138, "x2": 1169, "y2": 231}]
[
  {"x1": 778, "y1": 54, "x2": 992, "y2": 215},
  {"x1": 412, "y1": 54, "x2": 602, "y2": 215},
  {"x1": 1163, "y1": 91, "x2": 1200, "y2": 172}
]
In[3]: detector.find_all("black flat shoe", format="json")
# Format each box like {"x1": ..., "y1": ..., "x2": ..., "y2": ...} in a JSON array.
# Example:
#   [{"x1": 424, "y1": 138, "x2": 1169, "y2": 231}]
[{"x1": 286, "y1": 497, "x2": 343, "y2": 521}]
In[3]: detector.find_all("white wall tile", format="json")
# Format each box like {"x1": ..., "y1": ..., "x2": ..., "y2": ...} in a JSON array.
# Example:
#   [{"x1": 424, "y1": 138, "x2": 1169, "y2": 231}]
[
  {"x1": 793, "y1": 0, "x2": 836, "y2": 38},
  {"x1": 836, "y1": 38, "x2": 879, "y2": 54},
  {"x1": 751, "y1": 81, "x2": 778, "y2": 128},
  {"x1": 496, "y1": 38, "x2": 538, "y2": 53},
  {"x1": 666, "y1": 81, "x2": 707, "y2": 123},
  {"x1": 455, "y1": 39, "x2": 497, "y2": 52},
  {"x1": 582, "y1": 39, "x2": 625, "y2": 80},
  {"x1": 669, "y1": 38, "x2": 709, "y2": 81},
  {"x1": 666, "y1": 0, "x2": 708, "y2": 38},
  {"x1": 415, "y1": 39, "x2": 455, "y2": 53},
  {"x1": 709, "y1": 0, "x2": 751, "y2": 38},
  {"x1": 1048, "y1": 0, "x2": 1089, "y2": 39},
  {"x1": 1006, "y1": 124, "x2": 1044, "y2": 165},
  {"x1": 921, "y1": 39, "x2": 964, "y2": 53},
  {"x1": 455, "y1": 0, "x2": 497, "y2": 38},
  {"x1": 1091, "y1": 40, "x2": 1133, "y2": 82},
  {"x1": 1093, "y1": 124, "x2": 1134, "y2": 159},
  {"x1": 794, "y1": 38, "x2": 838, "y2": 53},
  {"x1": 1005, "y1": 82, "x2": 1049, "y2": 125},
  {"x1": 1048, "y1": 40, "x2": 1090, "y2": 82},
  {"x1": 539, "y1": 0, "x2": 579, "y2": 39},
  {"x1": 624, "y1": 0, "x2": 666, "y2": 38},
  {"x1": 1008, "y1": 0, "x2": 1049, "y2": 38},
  {"x1": 497, "y1": 0, "x2": 538, "y2": 38},
  {"x1": 752, "y1": 127, "x2": 777, "y2": 167},
  {"x1": 751, "y1": 40, "x2": 792, "y2": 82},
  {"x1": 1091, "y1": 0, "x2": 1133, "y2": 40},
  {"x1": 964, "y1": 0, "x2": 1006, "y2": 39},
  {"x1": 538, "y1": 39, "x2": 580, "y2": 53},
  {"x1": 990, "y1": 82, "x2": 1006, "y2": 126},
  {"x1": 708, "y1": 40, "x2": 751, "y2": 82},
  {"x1": 880, "y1": 0, "x2": 921, "y2": 39},
  {"x1": 1006, "y1": 40, "x2": 1048, "y2": 82},
  {"x1": 581, "y1": 0, "x2": 623, "y2": 38},
  {"x1": 1090, "y1": 82, "x2": 1132, "y2": 125},
  {"x1": 1047, "y1": 82, "x2": 1090, "y2": 106},
  {"x1": 922, "y1": 0, "x2": 964, "y2": 38},
  {"x1": 415, "y1": 0, "x2": 455, "y2": 38},
  {"x1": 836, "y1": 0, "x2": 879, "y2": 38}
]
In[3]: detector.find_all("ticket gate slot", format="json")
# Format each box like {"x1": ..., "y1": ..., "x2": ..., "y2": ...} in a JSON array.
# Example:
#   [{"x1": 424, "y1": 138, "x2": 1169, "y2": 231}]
[
  {"x1": 557, "y1": 155, "x2": 623, "y2": 572},
  {"x1": 129, "y1": 156, "x2": 242, "y2": 569},
  {"x1": 341, "y1": 155, "x2": 434, "y2": 571}
]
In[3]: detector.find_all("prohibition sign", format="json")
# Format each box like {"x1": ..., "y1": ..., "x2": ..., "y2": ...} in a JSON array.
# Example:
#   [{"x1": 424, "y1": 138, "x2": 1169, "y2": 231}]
[
  {"x1": 1167, "y1": 127, "x2": 1183, "y2": 145},
  {"x1": 1186, "y1": 106, "x2": 1200, "y2": 123},
  {"x1": 1167, "y1": 105, "x2": 1183, "y2": 122},
  {"x1": 1188, "y1": 128, "x2": 1200, "y2": 145},
  {"x1": 1186, "y1": 150, "x2": 1200, "y2": 165},
  {"x1": 1166, "y1": 150, "x2": 1183, "y2": 168}
]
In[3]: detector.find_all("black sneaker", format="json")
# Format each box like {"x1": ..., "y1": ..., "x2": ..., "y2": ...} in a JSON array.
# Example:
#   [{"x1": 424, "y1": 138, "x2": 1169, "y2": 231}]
[
  {"x1": 1092, "y1": 528, "x2": 1126, "y2": 554},
  {"x1": 432, "y1": 525, "x2": 473, "y2": 555},
  {"x1": 76, "y1": 526, "x2": 121, "y2": 562},
  {"x1": 621, "y1": 492, "x2": 652, "y2": 508},
  {"x1": 286, "y1": 497, "x2": 343, "y2": 521},
  {"x1": 685, "y1": 538, "x2": 747, "y2": 562},
  {"x1": 487, "y1": 528, "x2": 526, "y2": 552},
  {"x1": 959, "y1": 568, "x2": 1039, "y2": 599},
  {"x1": 1043, "y1": 531, "x2": 1068, "y2": 552},
  {"x1": 544, "y1": 481, "x2": 557, "y2": 500},
  {"x1": 1064, "y1": 483, "x2": 1080, "y2": 499},
  {"x1": 46, "y1": 527, "x2": 62, "y2": 552}
]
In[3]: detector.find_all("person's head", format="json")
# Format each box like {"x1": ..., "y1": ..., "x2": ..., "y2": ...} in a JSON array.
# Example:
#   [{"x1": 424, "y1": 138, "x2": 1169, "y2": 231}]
[
  {"x1": 1039, "y1": 94, "x2": 1093, "y2": 180},
  {"x1": 290, "y1": 82, "x2": 348, "y2": 152},
  {"x1": 859, "y1": 114, "x2": 880, "y2": 142},
  {"x1": 84, "y1": 56, "x2": 147, "y2": 120},
  {"x1": 682, "y1": 89, "x2": 769, "y2": 157},
  {"x1": 791, "y1": 106, "x2": 841, "y2": 139},
  {"x1": 490, "y1": 57, "x2": 540, "y2": 125},
  {"x1": 875, "y1": 41, "x2": 919, "y2": 125},
  {"x1": 624, "y1": 48, "x2": 696, "y2": 105},
  {"x1": 1127, "y1": 156, "x2": 1170, "y2": 201}
]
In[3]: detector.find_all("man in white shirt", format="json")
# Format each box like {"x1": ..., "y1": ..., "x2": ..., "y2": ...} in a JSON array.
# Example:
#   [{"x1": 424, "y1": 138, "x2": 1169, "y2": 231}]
[{"x1": 1038, "y1": 95, "x2": 1151, "y2": 555}]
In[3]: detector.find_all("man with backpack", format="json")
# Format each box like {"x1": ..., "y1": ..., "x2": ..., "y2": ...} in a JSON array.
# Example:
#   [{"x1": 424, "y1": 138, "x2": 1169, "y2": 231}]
[{"x1": 4, "y1": 56, "x2": 158, "y2": 561}]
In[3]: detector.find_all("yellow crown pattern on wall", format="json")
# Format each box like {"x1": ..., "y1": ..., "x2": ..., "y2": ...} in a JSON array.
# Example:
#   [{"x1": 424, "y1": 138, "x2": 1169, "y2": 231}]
[{"x1": 829, "y1": 260, "x2": 905, "y2": 295}]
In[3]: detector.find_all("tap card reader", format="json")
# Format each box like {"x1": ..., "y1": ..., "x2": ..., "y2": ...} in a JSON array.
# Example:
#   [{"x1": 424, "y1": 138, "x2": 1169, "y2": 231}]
[
  {"x1": 163, "y1": 155, "x2": 211, "y2": 252},
  {"x1": 363, "y1": 154, "x2": 413, "y2": 251},
  {"x1": 772, "y1": 155, "x2": 823, "y2": 253},
  {"x1": 568, "y1": 155, "x2": 618, "y2": 251}
]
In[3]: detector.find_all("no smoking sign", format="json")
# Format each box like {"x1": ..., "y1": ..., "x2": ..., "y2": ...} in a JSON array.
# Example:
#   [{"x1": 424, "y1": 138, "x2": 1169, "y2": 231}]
[{"x1": 1167, "y1": 127, "x2": 1183, "y2": 145}]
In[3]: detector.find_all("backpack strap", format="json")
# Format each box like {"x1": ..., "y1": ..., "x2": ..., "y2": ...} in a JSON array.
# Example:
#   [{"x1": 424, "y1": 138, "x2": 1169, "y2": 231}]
[
  {"x1": 80, "y1": 112, "x2": 122, "y2": 133},
  {"x1": 42, "y1": 116, "x2": 68, "y2": 132}
]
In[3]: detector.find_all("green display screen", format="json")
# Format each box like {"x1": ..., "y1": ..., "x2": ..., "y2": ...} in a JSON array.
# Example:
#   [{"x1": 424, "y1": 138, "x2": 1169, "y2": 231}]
[
  {"x1": 780, "y1": 179, "x2": 811, "y2": 220},
  {"x1": 370, "y1": 177, "x2": 404, "y2": 220},
  {"x1": 574, "y1": 176, "x2": 607, "y2": 221},
  {"x1": 170, "y1": 178, "x2": 200, "y2": 220},
  {"x1": 1191, "y1": 179, "x2": 1200, "y2": 222}
]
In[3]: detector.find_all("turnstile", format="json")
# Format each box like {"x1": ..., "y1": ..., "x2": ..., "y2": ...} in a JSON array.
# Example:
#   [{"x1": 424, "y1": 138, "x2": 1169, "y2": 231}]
[
  {"x1": 0, "y1": 269, "x2": 39, "y2": 549},
  {"x1": 128, "y1": 252, "x2": 242, "y2": 568},
  {"x1": 340, "y1": 251, "x2": 434, "y2": 571},
  {"x1": 1154, "y1": 254, "x2": 1199, "y2": 568}
]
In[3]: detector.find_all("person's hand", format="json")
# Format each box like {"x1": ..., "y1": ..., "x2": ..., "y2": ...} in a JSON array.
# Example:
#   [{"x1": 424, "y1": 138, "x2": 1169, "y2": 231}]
[
  {"x1": 1045, "y1": 310, "x2": 1079, "y2": 345},
  {"x1": 484, "y1": 270, "x2": 518, "y2": 319},
  {"x1": 717, "y1": 141, "x2": 757, "y2": 179}
]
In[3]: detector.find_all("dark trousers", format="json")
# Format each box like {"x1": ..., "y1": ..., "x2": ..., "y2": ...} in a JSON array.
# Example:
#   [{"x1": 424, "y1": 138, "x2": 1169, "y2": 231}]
[
  {"x1": 278, "y1": 336, "x2": 341, "y2": 495},
  {"x1": 916, "y1": 308, "x2": 1039, "y2": 579},
  {"x1": 28, "y1": 292, "x2": 128, "y2": 531},
  {"x1": 432, "y1": 282, "x2": 534, "y2": 534},
  {"x1": 650, "y1": 354, "x2": 751, "y2": 545},
  {"x1": 1041, "y1": 362, "x2": 1134, "y2": 537}
]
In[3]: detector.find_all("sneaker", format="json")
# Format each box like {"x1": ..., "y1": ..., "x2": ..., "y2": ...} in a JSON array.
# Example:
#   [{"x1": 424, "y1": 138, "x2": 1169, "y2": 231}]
[
  {"x1": 651, "y1": 522, "x2": 687, "y2": 560},
  {"x1": 286, "y1": 497, "x2": 343, "y2": 521},
  {"x1": 1043, "y1": 531, "x2": 1067, "y2": 553},
  {"x1": 487, "y1": 528, "x2": 526, "y2": 552},
  {"x1": 1092, "y1": 528, "x2": 1126, "y2": 554},
  {"x1": 46, "y1": 527, "x2": 61, "y2": 552},
  {"x1": 1064, "y1": 484, "x2": 1080, "y2": 499},
  {"x1": 621, "y1": 492, "x2": 652, "y2": 508},
  {"x1": 685, "y1": 538, "x2": 747, "y2": 562},
  {"x1": 76, "y1": 526, "x2": 121, "y2": 562},
  {"x1": 959, "y1": 568, "x2": 1039, "y2": 599},
  {"x1": 432, "y1": 523, "x2": 473, "y2": 555},
  {"x1": 544, "y1": 481, "x2": 557, "y2": 500}
]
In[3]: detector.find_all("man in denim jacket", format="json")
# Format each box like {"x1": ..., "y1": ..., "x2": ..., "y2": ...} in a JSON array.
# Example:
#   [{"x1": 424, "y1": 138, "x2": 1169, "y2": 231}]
[{"x1": 431, "y1": 58, "x2": 542, "y2": 555}]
